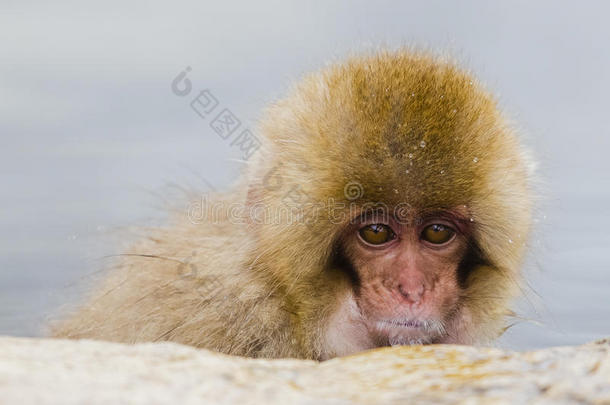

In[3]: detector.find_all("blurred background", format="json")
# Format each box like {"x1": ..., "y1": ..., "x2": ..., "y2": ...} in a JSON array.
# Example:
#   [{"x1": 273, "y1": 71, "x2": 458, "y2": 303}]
[{"x1": 1, "y1": 0, "x2": 609, "y2": 350}]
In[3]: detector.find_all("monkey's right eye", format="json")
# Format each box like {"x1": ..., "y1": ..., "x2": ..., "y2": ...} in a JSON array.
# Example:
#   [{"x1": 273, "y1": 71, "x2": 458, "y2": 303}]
[
  {"x1": 358, "y1": 224, "x2": 396, "y2": 245},
  {"x1": 421, "y1": 224, "x2": 455, "y2": 245}
]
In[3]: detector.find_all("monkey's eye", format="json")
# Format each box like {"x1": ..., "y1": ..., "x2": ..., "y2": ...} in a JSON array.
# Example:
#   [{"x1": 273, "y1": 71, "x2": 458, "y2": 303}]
[
  {"x1": 421, "y1": 224, "x2": 455, "y2": 245},
  {"x1": 358, "y1": 224, "x2": 396, "y2": 245}
]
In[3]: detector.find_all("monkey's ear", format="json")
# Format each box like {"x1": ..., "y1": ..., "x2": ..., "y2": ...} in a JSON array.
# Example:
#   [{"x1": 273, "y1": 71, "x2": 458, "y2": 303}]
[
  {"x1": 246, "y1": 184, "x2": 261, "y2": 205},
  {"x1": 245, "y1": 183, "x2": 263, "y2": 227},
  {"x1": 244, "y1": 162, "x2": 283, "y2": 226}
]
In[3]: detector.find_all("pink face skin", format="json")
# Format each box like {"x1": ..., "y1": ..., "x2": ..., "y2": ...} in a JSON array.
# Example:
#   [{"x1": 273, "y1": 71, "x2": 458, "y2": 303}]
[{"x1": 339, "y1": 208, "x2": 472, "y2": 347}]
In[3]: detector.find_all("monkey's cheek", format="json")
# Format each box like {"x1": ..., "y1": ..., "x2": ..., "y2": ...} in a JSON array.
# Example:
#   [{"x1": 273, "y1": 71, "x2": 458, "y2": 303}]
[{"x1": 435, "y1": 306, "x2": 476, "y2": 345}]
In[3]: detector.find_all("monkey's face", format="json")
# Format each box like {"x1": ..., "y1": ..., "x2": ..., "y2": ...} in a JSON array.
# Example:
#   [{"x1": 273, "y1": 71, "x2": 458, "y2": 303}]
[
  {"x1": 343, "y1": 209, "x2": 471, "y2": 346},
  {"x1": 253, "y1": 52, "x2": 532, "y2": 356}
]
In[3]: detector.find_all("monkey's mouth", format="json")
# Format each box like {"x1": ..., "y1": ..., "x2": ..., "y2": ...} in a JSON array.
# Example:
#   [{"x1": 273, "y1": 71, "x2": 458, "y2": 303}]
[
  {"x1": 377, "y1": 319, "x2": 423, "y2": 329},
  {"x1": 372, "y1": 318, "x2": 447, "y2": 346}
]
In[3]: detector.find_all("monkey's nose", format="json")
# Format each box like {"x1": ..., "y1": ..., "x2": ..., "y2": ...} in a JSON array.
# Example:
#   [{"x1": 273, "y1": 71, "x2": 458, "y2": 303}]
[{"x1": 398, "y1": 283, "x2": 424, "y2": 303}]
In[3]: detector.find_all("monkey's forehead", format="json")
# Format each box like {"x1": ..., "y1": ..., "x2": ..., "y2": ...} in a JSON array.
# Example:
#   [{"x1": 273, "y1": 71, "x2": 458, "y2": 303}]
[
  {"x1": 250, "y1": 52, "x2": 533, "y2": 275},
  {"x1": 258, "y1": 51, "x2": 528, "y2": 210}
]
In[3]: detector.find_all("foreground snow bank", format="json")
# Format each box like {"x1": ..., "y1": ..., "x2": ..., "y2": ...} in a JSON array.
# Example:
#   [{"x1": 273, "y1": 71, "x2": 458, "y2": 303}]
[{"x1": 0, "y1": 336, "x2": 608, "y2": 404}]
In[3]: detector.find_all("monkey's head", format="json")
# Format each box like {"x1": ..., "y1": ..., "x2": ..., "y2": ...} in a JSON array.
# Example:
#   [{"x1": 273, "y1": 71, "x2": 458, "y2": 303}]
[{"x1": 246, "y1": 50, "x2": 534, "y2": 358}]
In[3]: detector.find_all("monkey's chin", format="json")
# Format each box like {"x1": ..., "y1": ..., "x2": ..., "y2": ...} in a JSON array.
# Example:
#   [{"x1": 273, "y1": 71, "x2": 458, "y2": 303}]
[{"x1": 373, "y1": 318, "x2": 446, "y2": 346}]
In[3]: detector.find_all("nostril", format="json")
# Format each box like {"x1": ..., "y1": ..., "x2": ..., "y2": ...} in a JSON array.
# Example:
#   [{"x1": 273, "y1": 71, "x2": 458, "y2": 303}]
[{"x1": 398, "y1": 284, "x2": 424, "y2": 303}]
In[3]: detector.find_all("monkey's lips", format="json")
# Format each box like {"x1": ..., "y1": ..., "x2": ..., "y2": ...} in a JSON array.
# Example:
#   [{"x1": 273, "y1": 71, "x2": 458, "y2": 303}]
[
  {"x1": 372, "y1": 318, "x2": 446, "y2": 345},
  {"x1": 377, "y1": 319, "x2": 423, "y2": 328}
]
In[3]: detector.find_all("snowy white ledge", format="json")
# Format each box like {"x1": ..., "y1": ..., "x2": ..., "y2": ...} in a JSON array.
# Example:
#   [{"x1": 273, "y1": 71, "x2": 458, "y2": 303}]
[{"x1": 0, "y1": 337, "x2": 608, "y2": 404}]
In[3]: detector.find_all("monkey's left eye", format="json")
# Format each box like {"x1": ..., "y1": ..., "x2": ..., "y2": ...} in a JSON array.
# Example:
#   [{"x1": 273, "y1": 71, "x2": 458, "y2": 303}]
[
  {"x1": 358, "y1": 224, "x2": 396, "y2": 245},
  {"x1": 421, "y1": 224, "x2": 455, "y2": 245}
]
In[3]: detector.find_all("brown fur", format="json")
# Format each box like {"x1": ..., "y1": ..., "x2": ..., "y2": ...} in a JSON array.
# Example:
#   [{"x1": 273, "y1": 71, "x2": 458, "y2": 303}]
[{"x1": 52, "y1": 50, "x2": 534, "y2": 359}]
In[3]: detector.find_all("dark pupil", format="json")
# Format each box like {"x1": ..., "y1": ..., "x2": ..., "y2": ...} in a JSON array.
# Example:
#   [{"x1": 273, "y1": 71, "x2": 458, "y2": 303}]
[
  {"x1": 422, "y1": 223, "x2": 454, "y2": 244},
  {"x1": 359, "y1": 224, "x2": 393, "y2": 245}
]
